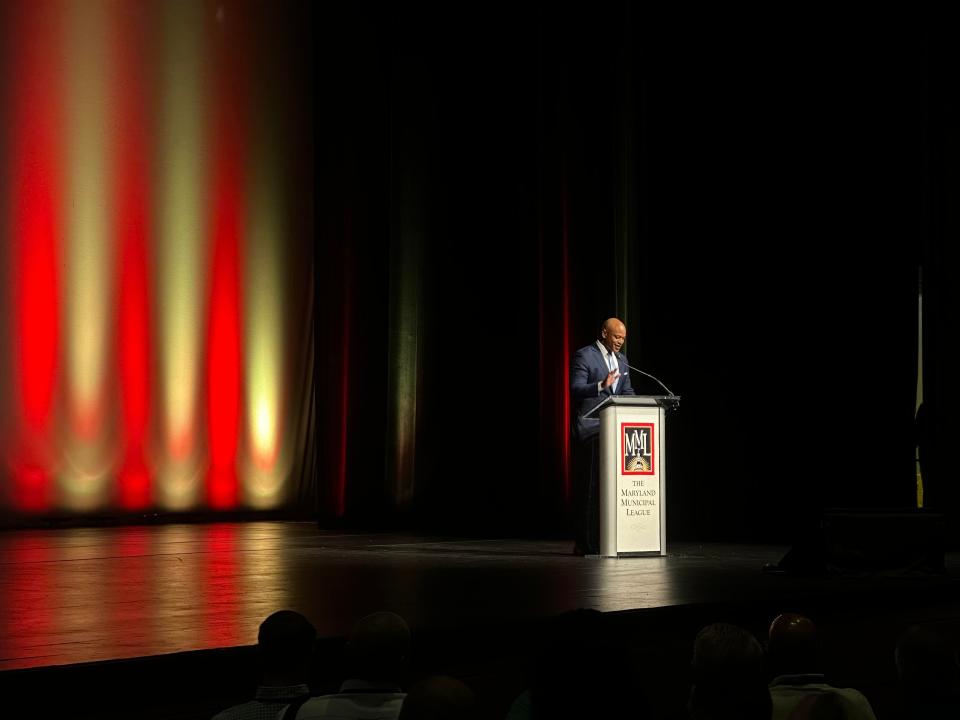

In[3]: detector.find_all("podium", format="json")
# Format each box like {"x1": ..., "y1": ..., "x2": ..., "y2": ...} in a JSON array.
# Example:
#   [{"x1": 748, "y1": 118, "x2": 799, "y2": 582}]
[{"x1": 583, "y1": 395, "x2": 676, "y2": 557}]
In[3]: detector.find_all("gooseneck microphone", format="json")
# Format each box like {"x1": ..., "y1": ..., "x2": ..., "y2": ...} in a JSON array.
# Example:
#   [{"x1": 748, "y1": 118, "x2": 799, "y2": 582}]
[{"x1": 618, "y1": 354, "x2": 680, "y2": 406}]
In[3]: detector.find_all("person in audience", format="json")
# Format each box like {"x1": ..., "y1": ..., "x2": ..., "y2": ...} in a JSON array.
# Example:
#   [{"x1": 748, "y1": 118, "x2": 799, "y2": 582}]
[
  {"x1": 766, "y1": 613, "x2": 875, "y2": 720},
  {"x1": 212, "y1": 609, "x2": 317, "y2": 720},
  {"x1": 895, "y1": 624, "x2": 960, "y2": 719},
  {"x1": 397, "y1": 676, "x2": 477, "y2": 720},
  {"x1": 688, "y1": 622, "x2": 771, "y2": 720},
  {"x1": 296, "y1": 610, "x2": 410, "y2": 719}
]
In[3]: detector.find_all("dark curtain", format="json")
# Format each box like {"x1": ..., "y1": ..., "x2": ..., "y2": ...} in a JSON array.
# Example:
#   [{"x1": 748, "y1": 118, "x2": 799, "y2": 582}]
[
  {"x1": 922, "y1": 30, "x2": 960, "y2": 542},
  {"x1": 319, "y1": 5, "x2": 926, "y2": 542}
]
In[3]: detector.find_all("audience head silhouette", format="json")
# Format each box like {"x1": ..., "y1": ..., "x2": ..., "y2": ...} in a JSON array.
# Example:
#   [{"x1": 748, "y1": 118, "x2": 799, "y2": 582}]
[
  {"x1": 257, "y1": 610, "x2": 317, "y2": 685},
  {"x1": 692, "y1": 622, "x2": 765, "y2": 680},
  {"x1": 689, "y1": 622, "x2": 770, "y2": 720},
  {"x1": 768, "y1": 612, "x2": 820, "y2": 676},
  {"x1": 211, "y1": 610, "x2": 316, "y2": 720},
  {"x1": 346, "y1": 610, "x2": 411, "y2": 683},
  {"x1": 766, "y1": 612, "x2": 880, "y2": 720}
]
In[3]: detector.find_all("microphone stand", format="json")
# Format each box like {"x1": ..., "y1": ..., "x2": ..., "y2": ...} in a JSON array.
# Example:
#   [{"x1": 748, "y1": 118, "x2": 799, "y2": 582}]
[{"x1": 620, "y1": 357, "x2": 680, "y2": 410}]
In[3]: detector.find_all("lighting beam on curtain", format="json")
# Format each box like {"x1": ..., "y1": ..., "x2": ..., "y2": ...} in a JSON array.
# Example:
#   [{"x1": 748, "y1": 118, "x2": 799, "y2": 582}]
[
  {"x1": 114, "y1": 0, "x2": 153, "y2": 510},
  {"x1": 0, "y1": 0, "x2": 310, "y2": 519},
  {"x1": 7, "y1": 0, "x2": 64, "y2": 511},
  {"x1": 155, "y1": 0, "x2": 207, "y2": 510},
  {"x1": 243, "y1": 17, "x2": 287, "y2": 509},
  {"x1": 206, "y1": 4, "x2": 247, "y2": 510},
  {"x1": 62, "y1": 0, "x2": 114, "y2": 509}
]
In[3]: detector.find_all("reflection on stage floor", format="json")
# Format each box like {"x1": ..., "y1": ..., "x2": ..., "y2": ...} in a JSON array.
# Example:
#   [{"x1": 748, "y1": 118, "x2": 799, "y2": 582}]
[{"x1": 0, "y1": 521, "x2": 957, "y2": 671}]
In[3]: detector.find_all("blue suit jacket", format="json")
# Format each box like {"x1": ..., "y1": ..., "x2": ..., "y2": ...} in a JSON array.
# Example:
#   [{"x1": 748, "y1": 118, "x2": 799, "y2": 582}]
[{"x1": 571, "y1": 343, "x2": 636, "y2": 441}]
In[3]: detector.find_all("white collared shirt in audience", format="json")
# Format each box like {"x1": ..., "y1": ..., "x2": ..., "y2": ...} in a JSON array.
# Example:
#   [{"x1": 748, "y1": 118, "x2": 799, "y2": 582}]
[{"x1": 296, "y1": 679, "x2": 405, "y2": 720}]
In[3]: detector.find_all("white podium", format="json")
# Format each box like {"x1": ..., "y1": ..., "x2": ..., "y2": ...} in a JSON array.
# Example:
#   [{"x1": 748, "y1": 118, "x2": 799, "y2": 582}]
[{"x1": 583, "y1": 395, "x2": 676, "y2": 557}]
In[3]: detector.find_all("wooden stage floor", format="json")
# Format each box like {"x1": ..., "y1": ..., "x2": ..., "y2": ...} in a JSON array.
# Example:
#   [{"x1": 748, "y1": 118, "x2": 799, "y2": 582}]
[{"x1": 1, "y1": 521, "x2": 958, "y2": 673}]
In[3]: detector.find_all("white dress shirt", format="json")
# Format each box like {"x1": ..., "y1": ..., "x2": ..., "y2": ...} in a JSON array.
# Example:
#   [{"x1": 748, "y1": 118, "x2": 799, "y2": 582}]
[{"x1": 596, "y1": 341, "x2": 619, "y2": 394}]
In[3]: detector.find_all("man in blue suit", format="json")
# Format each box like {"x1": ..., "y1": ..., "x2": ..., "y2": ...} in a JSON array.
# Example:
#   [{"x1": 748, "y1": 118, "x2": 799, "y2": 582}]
[{"x1": 570, "y1": 318, "x2": 635, "y2": 555}]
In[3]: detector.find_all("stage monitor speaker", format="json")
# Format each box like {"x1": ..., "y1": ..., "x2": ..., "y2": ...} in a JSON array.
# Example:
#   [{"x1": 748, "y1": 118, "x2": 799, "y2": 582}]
[{"x1": 772, "y1": 509, "x2": 946, "y2": 576}]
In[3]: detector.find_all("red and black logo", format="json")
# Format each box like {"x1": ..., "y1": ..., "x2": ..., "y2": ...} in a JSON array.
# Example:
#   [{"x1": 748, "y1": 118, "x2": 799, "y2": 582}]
[{"x1": 621, "y1": 423, "x2": 654, "y2": 475}]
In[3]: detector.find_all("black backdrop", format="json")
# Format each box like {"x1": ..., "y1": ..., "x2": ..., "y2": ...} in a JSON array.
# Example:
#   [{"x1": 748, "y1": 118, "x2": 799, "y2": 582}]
[{"x1": 319, "y1": 5, "x2": 956, "y2": 543}]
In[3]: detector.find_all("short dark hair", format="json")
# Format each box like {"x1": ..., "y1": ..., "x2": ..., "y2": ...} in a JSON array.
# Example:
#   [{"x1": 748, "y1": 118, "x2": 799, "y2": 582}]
[
  {"x1": 258, "y1": 610, "x2": 317, "y2": 672},
  {"x1": 692, "y1": 622, "x2": 764, "y2": 682}
]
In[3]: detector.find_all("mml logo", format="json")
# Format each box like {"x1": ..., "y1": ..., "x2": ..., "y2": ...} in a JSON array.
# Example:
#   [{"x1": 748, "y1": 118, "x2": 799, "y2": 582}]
[{"x1": 622, "y1": 423, "x2": 655, "y2": 475}]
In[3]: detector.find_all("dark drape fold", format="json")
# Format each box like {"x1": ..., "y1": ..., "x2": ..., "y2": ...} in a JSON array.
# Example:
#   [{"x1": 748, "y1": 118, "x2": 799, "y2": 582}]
[{"x1": 920, "y1": 33, "x2": 960, "y2": 540}]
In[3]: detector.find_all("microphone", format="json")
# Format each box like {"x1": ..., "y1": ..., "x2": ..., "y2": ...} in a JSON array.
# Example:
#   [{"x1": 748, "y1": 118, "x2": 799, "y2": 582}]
[{"x1": 618, "y1": 354, "x2": 680, "y2": 406}]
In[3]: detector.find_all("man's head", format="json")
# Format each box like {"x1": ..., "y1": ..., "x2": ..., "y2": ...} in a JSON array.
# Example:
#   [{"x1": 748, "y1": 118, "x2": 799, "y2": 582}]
[
  {"x1": 599, "y1": 318, "x2": 627, "y2": 355},
  {"x1": 346, "y1": 611, "x2": 411, "y2": 682},
  {"x1": 692, "y1": 622, "x2": 765, "y2": 683},
  {"x1": 689, "y1": 623, "x2": 769, "y2": 720},
  {"x1": 767, "y1": 613, "x2": 820, "y2": 676},
  {"x1": 257, "y1": 610, "x2": 317, "y2": 685}
]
